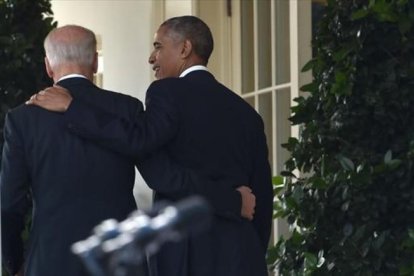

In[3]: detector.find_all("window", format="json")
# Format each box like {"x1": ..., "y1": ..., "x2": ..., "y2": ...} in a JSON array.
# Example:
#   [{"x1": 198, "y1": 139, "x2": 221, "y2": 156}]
[{"x1": 239, "y1": 0, "x2": 292, "y2": 176}]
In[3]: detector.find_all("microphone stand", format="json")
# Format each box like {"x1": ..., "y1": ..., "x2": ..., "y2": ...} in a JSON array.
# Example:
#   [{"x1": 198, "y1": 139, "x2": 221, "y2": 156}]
[{"x1": 72, "y1": 196, "x2": 211, "y2": 276}]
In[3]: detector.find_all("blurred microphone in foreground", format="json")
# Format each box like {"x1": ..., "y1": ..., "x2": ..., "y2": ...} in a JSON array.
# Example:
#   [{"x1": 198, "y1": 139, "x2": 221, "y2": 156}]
[{"x1": 72, "y1": 196, "x2": 212, "y2": 276}]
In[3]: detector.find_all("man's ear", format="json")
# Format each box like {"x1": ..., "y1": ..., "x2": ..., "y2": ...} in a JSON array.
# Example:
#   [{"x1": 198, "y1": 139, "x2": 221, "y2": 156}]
[
  {"x1": 181, "y1": 39, "x2": 193, "y2": 59},
  {"x1": 45, "y1": 57, "x2": 54, "y2": 78}
]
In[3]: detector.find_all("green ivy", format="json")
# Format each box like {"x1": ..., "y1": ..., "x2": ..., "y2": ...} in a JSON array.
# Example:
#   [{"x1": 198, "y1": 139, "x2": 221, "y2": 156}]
[{"x1": 268, "y1": 0, "x2": 414, "y2": 275}]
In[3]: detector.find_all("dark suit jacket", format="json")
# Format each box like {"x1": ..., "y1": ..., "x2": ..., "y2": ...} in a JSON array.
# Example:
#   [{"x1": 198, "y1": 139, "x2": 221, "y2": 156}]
[
  {"x1": 1, "y1": 77, "x2": 140, "y2": 276},
  {"x1": 61, "y1": 70, "x2": 273, "y2": 276}
]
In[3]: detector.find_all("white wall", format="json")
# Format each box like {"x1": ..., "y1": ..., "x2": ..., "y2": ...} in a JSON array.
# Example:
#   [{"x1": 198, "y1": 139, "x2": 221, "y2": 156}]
[
  {"x1": 51, "y1": 0, "x2": 153, "y2": 100},
  {"x1": 51, "y1": 0, "x2": 155, "y2": 210},
  {"x1": 164, "y1": 0, "x2": 193, "y2": 18}
]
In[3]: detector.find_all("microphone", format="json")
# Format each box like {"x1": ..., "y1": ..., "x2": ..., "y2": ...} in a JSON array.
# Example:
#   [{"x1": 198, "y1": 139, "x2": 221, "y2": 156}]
[{"x1": 72, "y1": 196, "x2": 212, "y2": 276}]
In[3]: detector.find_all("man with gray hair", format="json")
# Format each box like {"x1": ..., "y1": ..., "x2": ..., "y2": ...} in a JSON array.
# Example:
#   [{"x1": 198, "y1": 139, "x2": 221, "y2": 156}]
[{"x1": 1, "y1": 25, "x2": 142, "y2": 276}]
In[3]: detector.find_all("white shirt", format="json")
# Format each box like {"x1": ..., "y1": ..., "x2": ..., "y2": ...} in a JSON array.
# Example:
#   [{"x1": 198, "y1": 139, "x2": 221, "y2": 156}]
[
  {"x1": 57, "y1": 74, "x2": 88, "y2": 82},
  {"x1": 179, "y1": 65, "x2": 209, "y2": 78}
]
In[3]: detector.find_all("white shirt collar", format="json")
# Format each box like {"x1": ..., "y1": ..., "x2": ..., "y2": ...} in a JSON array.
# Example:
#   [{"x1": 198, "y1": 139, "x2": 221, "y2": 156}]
[
  {"x1": 179, "y1": 65, "x2": 208, "y2": 78},
  {"x1": 57, "y1": 74, "x2": 88, "y2": 82}
]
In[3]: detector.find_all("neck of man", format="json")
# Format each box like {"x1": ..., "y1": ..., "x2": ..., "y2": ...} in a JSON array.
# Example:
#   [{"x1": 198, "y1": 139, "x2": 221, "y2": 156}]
[
  {"x1": 53, "y1": 64, "x2": 94, "y2": 83},
  {"x1": 178, "y1": 56, "x2": 207, "y2": 76}
]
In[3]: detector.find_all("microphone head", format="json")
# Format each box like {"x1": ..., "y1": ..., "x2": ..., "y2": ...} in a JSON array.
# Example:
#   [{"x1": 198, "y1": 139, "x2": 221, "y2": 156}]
[
  {"x1": 166, "y1": 195, "x2": 212, "y2": 236},
  {"x1": 71, "y1": 196, "x2": 213, "y2": 276}
]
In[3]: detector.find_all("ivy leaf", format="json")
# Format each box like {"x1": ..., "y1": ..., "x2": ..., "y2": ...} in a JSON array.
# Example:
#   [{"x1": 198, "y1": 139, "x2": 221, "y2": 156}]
[
  {"x1": 317, "y1": 250, "x2": 325, "y2": 268},
  {"x1": 351, "y1": 8, "x2": 370, "y2": 20},
  {"x1": 266, "y1": 246, "x2": 279, "y2": 266},
  {"x1": 300, "y1": 82, "x2": 318, "y2": 93},
  {"x1": 337, "y1": 155, "x2": 355, "y2": 171},
  {"x1": 333, "y1": 48, "x2": 352, "y2": 62},
  {"x1": 311, "y1": 177, "x2": 328, "y2": 189},
  {"x1": 273, "y1": 183, "x2": 285, "y2": 196},
  {"x1": 373, "y1": 231, "x2": 387, "y2": 249},
  {"x1": 408, "y1": 229, "x2": 414, "y2": 240},
  {"x1": 384, "y1": 150, "x2": 392, "y2": 164},
  {"x1": 304, "y1": 252, "x2": 318, "y2": 270},
  {"x1": 387, "y1": 159, "x2": 402, "y2": 170},
  {"x1": 291, "y1": 229, "x2": 304, "y2": 246},
  {"x1": 343, "y1": 223, "x2": 354, "y2": 237},
  {"x1": 272, "y1": 176, "x2": 284, "y2": 185},
  {"x1": 302, "y1": 58, "x2": 316, "y2": 72}
]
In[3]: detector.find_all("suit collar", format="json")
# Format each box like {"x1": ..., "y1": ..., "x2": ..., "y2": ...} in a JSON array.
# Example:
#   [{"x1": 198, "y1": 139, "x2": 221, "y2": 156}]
[
  {"x1": 182, "y1": 69, "x2": 215, "y2": 81},
  {"x1": 179, "y1": 65, "x2": 208, "y2": 77},
  {"x1": 56, "y1": 76, "x2": 94, "y2": 87},
  {"x1": 57, "y1": 74, "x2": 88, "y2": 82},
  {"x1": 56, "y1": 77, "x2": 96, "y2": 98}
]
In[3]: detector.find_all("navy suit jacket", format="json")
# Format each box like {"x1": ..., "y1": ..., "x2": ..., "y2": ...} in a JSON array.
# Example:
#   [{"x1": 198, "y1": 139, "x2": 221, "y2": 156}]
[
  {"x1": 61, "y1": 70, "x2": 273, "y2": 276},
  {"x1": 1, "y1": 77, "x2": 139, "y2": 276}
]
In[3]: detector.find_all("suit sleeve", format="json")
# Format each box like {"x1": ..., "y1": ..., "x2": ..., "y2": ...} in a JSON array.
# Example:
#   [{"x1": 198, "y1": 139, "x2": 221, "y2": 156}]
[
  {"x1": 64, "y1": 80, "x2": 242, "y2": 219},
  {"x1": 1, "y1": 112, "x2": 31, "y2": 275},
  {"x1": 250, "y1": 119, "x2": 274, "y2": 252},
  {"x1": 137, "y1": 150, "x2": 242, "y2": 220},
  {"x1": 64, "y1": 79, "x2": 179, "y2": 158}
]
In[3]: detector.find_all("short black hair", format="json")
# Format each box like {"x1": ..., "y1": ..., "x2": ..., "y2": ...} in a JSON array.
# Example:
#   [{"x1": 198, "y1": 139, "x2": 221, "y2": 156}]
[{"x1": 161, "y1": 16, "x2": 214, "y2": 65}]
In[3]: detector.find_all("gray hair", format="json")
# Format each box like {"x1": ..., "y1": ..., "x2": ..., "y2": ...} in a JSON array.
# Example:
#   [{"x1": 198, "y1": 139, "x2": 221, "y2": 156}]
[
  {"x1": 44, "y1": 25, "x2": 97, "y2": 69},
  {"x1": 161, "y1": 16, "x2": 214, "y2": 65}
]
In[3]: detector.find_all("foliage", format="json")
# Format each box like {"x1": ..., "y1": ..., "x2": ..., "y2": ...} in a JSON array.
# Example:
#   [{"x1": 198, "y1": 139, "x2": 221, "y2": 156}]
[
  {"x1": 0, "y1": 0, "x2": 56, "y2": 159},
  {"x1": 268, "y1": 0, "x2": 414, "y2": 275},
  {"x1": 0, "y1": 0, "x2": 56, "y2": 275}
]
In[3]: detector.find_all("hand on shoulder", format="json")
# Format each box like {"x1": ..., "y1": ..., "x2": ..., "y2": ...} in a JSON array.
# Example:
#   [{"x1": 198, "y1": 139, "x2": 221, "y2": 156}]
[{"x1": 26, "y1": 85, "x2": 73, "y2": 112}]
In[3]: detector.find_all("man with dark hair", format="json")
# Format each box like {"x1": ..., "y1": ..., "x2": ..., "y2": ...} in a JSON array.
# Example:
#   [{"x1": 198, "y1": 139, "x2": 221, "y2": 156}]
[{"x1": 28, "y1": 16, "x2": 273, "y2": 276}]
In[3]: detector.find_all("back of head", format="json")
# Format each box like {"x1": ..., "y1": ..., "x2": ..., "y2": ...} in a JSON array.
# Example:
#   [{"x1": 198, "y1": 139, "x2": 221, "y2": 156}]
[
  {"x1": 44, "y1": 25, "x2": 97, "y2": 70},
  {"x1": 160, "y1": 16, "x2": 214, "y2": 65}
]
